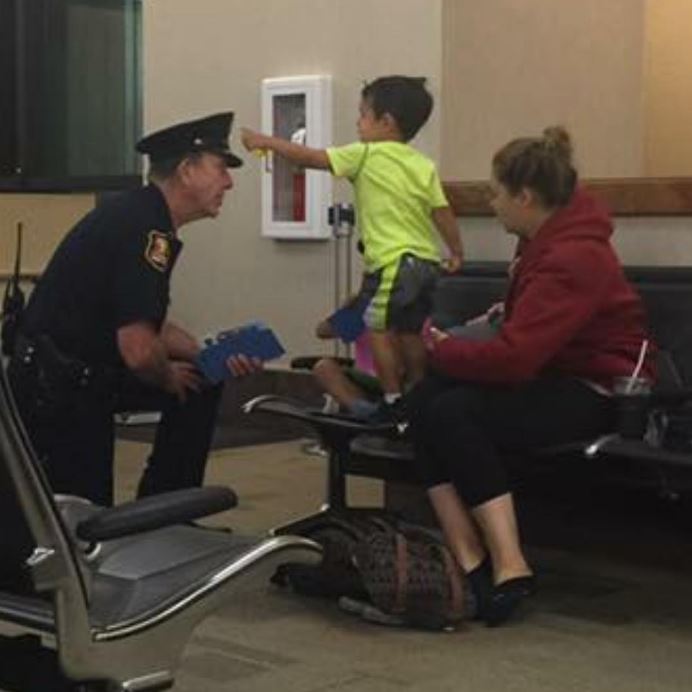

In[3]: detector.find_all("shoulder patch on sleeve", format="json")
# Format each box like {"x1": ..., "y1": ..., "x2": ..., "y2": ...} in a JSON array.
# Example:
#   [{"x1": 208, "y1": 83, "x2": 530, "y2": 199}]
[{"x1": 144, "y1": 230, "x2": 172, "y2": 272}]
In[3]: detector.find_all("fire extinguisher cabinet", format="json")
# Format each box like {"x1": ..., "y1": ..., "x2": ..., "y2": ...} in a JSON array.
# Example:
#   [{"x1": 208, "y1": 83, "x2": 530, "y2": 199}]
[{"x1": 260, "y1": 75, "x2": 332, "y2": 240}]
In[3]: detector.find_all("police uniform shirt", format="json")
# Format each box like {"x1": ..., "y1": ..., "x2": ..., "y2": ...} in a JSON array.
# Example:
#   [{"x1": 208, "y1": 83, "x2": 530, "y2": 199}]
[{"x1": 22, "y1": 185, "x2": 182, "y2": 367}]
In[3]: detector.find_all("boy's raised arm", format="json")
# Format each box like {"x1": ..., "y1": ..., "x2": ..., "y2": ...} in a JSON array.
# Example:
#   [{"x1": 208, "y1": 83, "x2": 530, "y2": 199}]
[
  {"x1": 241, "y1": 127, "x2": 331, "y2": 170},
  {"x1": 432, "y1": 205, "x2": 464, "y2": 273}
]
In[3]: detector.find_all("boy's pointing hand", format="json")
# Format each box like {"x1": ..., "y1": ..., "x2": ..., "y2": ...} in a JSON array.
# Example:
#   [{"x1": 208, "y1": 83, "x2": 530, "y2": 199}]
[{"x1": 241, "y1": 127, "x2": 265, "y2": 153}]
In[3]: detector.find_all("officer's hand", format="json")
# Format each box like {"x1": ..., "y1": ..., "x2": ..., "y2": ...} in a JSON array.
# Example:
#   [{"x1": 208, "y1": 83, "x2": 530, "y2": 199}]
[
  {"x1": 166, "y1": 361, "x2": 203, "y2": 402},
  {"x1": 226, "y1": 354, "x2": 264, "y2": 378}
]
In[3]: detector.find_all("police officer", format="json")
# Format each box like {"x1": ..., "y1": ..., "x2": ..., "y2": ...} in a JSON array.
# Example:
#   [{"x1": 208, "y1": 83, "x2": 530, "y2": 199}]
[{"x1": 8, "y1": 112, "x2": 258, "y2": 506}]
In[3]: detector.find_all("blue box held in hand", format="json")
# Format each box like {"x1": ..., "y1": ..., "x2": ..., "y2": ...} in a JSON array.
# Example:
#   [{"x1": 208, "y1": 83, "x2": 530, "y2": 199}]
[{"x1": 196, "y1": 320, "x2": 285, "y2": 384}]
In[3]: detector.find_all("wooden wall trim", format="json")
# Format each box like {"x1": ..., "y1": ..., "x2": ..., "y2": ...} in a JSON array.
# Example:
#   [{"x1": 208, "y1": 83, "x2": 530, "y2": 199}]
[{"x1": 443, "y1": 178, "x2": 692, "y2": 217}]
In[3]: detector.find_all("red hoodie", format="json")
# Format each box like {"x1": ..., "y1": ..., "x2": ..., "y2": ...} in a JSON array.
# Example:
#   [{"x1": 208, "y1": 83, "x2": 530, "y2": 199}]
[{"x1": 431, "y1": 189, "x2": 655, "y2": 390}]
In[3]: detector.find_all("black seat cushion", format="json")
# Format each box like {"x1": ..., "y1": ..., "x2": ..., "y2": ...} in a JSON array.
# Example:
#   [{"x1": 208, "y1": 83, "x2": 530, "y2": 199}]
[{"x1": 88, "y1": 526, "x2": 265, "y2": 628}]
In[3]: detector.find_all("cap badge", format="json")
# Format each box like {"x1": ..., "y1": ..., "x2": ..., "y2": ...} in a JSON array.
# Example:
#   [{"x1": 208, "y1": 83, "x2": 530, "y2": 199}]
[{"x1": 144, "y1": 230, "x2": 172, "y2": 272}]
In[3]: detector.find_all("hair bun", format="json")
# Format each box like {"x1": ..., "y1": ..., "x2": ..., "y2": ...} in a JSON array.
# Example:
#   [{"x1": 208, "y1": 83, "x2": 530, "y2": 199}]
[{"x1": 542, "y1": 126, "x2": 572, "y2": 163}]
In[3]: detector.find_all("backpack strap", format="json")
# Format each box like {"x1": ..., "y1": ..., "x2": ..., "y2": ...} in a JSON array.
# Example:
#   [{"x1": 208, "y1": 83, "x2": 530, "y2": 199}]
[
  {"x1": 393, "y1": 531, "x2": 408, "y2": 614},
  {"x1": 395, "y1": 519, "x2": 467, "y2": 623},
  {"x1": 440, "y1": 546, "x2": 465, "y2": 620}
]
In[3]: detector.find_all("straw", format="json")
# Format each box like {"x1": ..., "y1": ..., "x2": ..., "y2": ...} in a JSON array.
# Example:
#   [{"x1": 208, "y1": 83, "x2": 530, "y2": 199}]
[{"x1": 625, "y1": 339, "x2": 649, "y2": 394}]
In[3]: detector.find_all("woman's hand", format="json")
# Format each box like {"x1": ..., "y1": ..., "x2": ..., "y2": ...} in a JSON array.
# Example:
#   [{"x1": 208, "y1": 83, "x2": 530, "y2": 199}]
[
  {"x1": 428, "y1": 326, "x2": 450, "y2": 345},
  {"x1": 485, "y1": 301, "x2": 505, "y2": 324},
  {"x1": 466, "y1": 301, "x2": 505, "y2": 327},
  {"x1": 422, "y1": 317, "x2": 450, "y2": 351}
]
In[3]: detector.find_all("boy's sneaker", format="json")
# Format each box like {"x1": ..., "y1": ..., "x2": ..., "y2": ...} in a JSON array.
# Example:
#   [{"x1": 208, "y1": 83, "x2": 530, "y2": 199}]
[
  {"x1": 366, "y1": 397, "x2": 409, "y2": 427},
  {"x1": 348, "y1": 398, "x2": 380, "y2": 420}
]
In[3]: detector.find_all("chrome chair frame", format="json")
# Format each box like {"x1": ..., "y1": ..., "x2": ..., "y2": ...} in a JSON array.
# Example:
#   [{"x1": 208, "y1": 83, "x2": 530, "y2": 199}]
[{"x1": 0, "y1": 365, "x2": 321, "y2": 691}]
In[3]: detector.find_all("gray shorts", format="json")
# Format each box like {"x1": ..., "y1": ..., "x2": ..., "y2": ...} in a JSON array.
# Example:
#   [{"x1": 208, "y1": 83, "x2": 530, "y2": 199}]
[{"x1": 361, "y1": 253, "x2": 441, "y2": 333}]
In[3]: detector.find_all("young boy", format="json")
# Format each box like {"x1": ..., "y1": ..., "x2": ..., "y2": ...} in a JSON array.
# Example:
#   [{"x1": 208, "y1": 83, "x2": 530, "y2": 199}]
[{"x1": 242, "y1": 75, "x2": 463, "y2": 421}]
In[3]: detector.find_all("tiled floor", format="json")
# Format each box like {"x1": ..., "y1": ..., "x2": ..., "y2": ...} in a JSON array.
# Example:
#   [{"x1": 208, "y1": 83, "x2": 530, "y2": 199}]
[{"x1": 113, "y1": 438, "x2": 692, "y2": 692}]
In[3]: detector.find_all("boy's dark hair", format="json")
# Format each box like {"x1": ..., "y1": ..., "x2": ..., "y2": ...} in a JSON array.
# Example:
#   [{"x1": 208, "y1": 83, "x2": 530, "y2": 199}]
[{"x1": 361, "y1": 76, "x2": 433, "y2": 142}]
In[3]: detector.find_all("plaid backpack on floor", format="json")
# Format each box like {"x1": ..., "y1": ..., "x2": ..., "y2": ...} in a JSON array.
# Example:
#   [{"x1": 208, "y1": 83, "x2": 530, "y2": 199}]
[{"x1": 272, "y1": 513, "x2": 471, "y2": 630}]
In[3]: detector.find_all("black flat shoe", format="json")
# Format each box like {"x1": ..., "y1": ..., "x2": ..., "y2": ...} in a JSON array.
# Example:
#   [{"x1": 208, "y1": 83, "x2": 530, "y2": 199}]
[
  {"x1": 466, "y1": 558, "x2": 493, "y2": 620},
  {"x1": 484, "y1": 575, "x2": 535, "y2": 627}
]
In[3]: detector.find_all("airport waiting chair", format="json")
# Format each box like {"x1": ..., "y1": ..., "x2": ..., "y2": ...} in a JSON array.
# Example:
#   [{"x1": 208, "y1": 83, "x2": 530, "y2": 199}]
[
  {"x1": 244, "y1": 264, "x2": 692, "y2": 536},
  {"x1": 0, "y1": 362, "x2": 321, "y2": 691}
]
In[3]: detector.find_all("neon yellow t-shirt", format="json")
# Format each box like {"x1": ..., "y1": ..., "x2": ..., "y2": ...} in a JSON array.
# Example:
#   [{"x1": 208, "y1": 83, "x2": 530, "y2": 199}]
[{"x1": 326, "y1": 141, "x2": 449, "y2": 271}]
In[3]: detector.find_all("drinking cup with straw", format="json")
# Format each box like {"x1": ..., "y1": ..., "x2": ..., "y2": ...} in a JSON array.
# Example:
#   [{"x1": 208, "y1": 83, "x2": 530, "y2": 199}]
[{"x1": 614, "y1": 339, "x2": 651, "y2": 438}]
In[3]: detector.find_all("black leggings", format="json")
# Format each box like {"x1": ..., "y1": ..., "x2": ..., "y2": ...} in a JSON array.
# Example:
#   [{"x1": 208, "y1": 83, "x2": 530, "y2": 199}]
[{"x1": 409, "y1": 375, "x2": 615, "y2": 507}]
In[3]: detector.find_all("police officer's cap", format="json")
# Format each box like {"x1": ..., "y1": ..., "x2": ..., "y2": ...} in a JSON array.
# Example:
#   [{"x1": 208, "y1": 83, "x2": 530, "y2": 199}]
[{"x1": 136, "y1": 112, "x2": 243, "y2": 168}]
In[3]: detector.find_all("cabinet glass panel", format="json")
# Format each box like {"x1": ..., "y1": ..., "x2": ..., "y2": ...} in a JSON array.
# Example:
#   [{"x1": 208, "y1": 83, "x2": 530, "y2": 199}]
[
  {"x1": 261, "y1": 75, "x2": 331, "y2": 239},
  {"x1": 271, "y1": 93, "x2": 307, "y2": 223}
]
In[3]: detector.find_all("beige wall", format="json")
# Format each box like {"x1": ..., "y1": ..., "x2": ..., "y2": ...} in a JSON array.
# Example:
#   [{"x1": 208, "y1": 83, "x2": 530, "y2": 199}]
[
  {"x1": 143, "y1": 0, "x2": 443, "y2": 358},
  {"x1": 441, "y1": 0, "x2": 647, "y2": 179},
  {"x1": 440, "y1": 0, "x2": 691, "y2": 268},
  {"x1": 461, "y1": 215, "x2": 692, "y2": 268},
  {"x1": 643, "y1": 0, "x2": 692, "y2": 175},
  {"x1": 0, "y1": 194, "x2": 94, "y2": 279}
]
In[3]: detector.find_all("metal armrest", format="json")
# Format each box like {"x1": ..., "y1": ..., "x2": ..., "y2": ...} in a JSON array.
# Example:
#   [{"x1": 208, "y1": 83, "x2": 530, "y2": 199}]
[
  {"x1": 584, "y1": 434, "x2": 692, "y2": 468},
  {"x1": 243, "y1": 394, "x2": 395, "y2": 436},
  {"x1": 75, "y1": 486, "x2": 237, "y2": 542}
]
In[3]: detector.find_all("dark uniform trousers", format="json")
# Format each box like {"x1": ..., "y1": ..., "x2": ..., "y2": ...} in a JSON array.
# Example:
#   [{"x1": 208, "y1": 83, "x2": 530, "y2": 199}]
[{"x1": 8, "y1": 352, "x2": 223, "y2": 507}]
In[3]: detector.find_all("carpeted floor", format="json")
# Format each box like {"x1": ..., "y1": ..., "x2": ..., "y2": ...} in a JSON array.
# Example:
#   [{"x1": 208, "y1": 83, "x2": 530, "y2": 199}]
[{"x1": 4, "y1": 439, "x2": 692, "y2": 691}]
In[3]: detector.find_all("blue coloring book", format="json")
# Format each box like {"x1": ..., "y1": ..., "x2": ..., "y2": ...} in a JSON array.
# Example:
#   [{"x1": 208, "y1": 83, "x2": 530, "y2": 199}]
[{"x1": 196, "y1": 320, "x2": 285, "y2": 383}]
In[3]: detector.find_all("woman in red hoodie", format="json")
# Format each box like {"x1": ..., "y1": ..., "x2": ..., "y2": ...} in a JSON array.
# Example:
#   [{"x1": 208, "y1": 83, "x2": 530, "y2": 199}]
[{"x1": 412, "y1": 126, "x2": 654, "y2": 626}]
